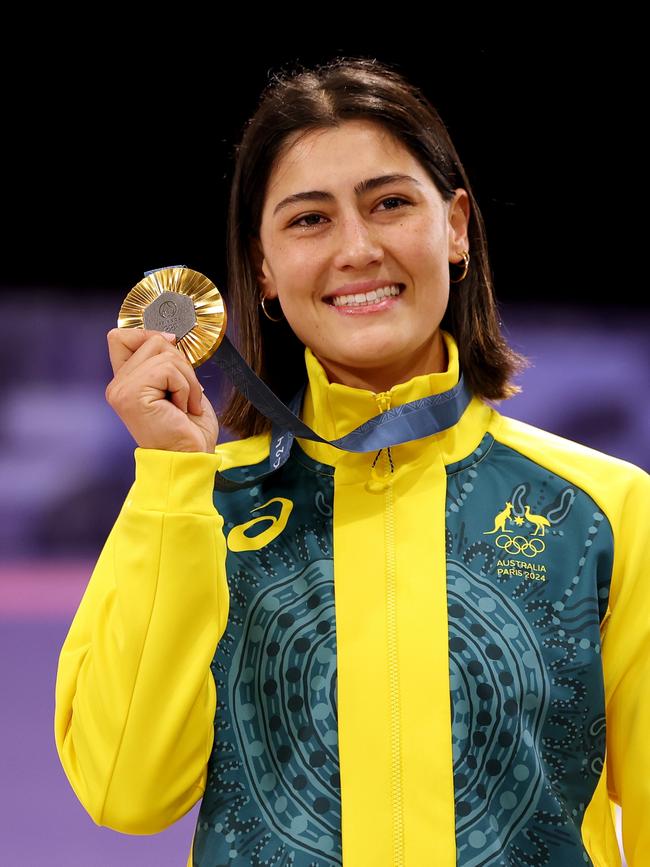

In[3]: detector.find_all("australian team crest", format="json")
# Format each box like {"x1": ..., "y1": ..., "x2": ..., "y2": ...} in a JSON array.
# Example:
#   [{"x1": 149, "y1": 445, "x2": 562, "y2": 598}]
[
  {"x1": 483, "y1": 499, "x2": 550, "y2": 556},
  {"x1": 483, "y1": 485, "x2": 572, "y2": 581}
]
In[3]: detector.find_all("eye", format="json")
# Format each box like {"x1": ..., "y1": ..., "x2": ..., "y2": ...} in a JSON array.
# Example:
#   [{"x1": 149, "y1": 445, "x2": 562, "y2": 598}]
[
  {"x1": 289, "y1": 212, "x2": 327, "y2": 229},
  {"x1": 376, "y1": 196, "x2": 411, "y2": 212},
  {"x1": 287, "y1": 196, "x2": 412, "y2": 229}
]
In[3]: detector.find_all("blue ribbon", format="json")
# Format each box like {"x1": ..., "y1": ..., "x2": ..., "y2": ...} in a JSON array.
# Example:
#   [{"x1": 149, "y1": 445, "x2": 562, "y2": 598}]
[{"x1": 210, "y1": 326, "x2": 473, "y2": 491}]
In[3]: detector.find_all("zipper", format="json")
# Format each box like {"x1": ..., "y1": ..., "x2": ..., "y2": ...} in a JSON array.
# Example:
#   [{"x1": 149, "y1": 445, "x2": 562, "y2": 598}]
[
  {"x1": 371, "y1": 391, "x2": 405, "y2": 867},
  {"x1": 367, "y1": 392, "x2": 395, "y2": 493}
]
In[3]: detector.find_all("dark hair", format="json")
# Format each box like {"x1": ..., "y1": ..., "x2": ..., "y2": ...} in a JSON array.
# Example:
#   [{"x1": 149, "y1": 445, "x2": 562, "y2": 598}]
[{"x1": 219, "y1": 56, "x2": 530, "y2": 439}]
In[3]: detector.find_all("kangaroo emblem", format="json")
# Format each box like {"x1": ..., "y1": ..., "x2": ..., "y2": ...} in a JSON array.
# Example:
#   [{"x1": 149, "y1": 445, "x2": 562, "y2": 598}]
[
  {"x1": 483, "y1": 502, "x2": 513, "y2": 534},
  {"x1": 524, "y1": 505, "x2": 551, "y2": 536}
]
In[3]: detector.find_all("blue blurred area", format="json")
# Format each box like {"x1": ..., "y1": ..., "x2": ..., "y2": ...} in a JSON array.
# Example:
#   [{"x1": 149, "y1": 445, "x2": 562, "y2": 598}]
[
  {"x1": 0, "y1": 296, "x2": 647, "y2": 560},
  {"x1": 0, "y1": 294, "x2": 232, "y2": 558}
]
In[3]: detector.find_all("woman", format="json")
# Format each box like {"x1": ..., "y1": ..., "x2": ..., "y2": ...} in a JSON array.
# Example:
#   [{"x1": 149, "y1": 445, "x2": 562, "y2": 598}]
[{"x1": 54, "y1": 57, "x2": 648, "y2": 866}]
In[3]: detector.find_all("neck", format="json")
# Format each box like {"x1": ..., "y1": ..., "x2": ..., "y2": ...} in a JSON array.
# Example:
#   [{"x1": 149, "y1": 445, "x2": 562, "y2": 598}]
[{"x1": 311, "y1": 329, "x2": 448, "y2": 393}]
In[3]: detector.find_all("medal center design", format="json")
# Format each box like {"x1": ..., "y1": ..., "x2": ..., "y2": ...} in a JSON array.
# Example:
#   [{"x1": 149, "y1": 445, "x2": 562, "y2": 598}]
[{"x1": 143, "y1": 290, "x2": 197, "y2": 341}]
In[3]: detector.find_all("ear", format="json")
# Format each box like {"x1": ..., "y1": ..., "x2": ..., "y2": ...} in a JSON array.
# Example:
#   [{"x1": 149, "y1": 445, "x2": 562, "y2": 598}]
[
  {"x1": 447, "y1": 189, "x2": 471, "y2": 263},
  {"x1": 249, "y1": 235, "x2": 278, "y2": 301}
]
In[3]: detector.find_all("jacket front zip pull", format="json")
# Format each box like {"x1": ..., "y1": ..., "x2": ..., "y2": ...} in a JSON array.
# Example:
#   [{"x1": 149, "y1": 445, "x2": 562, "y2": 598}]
[{"x1": 366, "y1": 392, "x2": 395, "y2": 494}]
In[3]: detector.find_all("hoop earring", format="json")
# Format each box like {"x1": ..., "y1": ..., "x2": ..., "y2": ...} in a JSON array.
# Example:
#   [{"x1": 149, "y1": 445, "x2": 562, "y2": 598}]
[
  {"x1": 260, "y1": 295, "x2": 284, "y2": 322},
  {"x1": 450, "y1": 250, "x2": 470, "y2": 283}
]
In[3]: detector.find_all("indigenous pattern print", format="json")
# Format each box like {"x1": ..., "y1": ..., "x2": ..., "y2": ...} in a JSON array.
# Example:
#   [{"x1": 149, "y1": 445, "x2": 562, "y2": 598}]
[
  {"x1": 193, "y1": 434, "x2": 613, "y2": 866},
  {"x1": 193, "y1": 450, "x2": 342, "y2": 867},
  {"x1": 444, "y1": 433, "x2": 612, "y2": 866}
]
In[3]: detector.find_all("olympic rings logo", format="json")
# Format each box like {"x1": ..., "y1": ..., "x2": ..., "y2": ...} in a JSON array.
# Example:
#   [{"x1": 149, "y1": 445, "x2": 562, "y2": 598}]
[{"x1": 495, "y1": 534, "x2": 546, "y2": 556}]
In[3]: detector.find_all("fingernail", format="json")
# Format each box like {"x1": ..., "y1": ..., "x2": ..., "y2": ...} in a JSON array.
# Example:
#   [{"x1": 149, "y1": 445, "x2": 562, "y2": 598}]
[{"x1": 162, "y1": 332, "x2": 176, "y2": 343}]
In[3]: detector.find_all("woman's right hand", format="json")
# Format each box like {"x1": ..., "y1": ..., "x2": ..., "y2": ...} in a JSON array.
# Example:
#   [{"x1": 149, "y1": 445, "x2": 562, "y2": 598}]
[{"x1": 105, "y1": 328, "x2": 219, "y2": 454}]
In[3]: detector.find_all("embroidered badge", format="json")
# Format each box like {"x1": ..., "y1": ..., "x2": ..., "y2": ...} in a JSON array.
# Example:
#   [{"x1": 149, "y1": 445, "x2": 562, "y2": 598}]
[{"x1": 483, "y1": 499, "x2": 549, "y2": 580}]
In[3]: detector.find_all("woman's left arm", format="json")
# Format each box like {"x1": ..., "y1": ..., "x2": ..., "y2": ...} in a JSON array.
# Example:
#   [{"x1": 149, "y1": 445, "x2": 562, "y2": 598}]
[{"x1": 601, "y1": 465, "x2": 650, "y2": 865}]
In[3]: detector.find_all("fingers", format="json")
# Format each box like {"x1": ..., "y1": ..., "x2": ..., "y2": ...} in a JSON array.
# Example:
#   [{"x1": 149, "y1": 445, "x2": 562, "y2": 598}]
[
  {"x1": 107, "y1": 327, "x2": 176, "y2": 376},
  {"x1": 106, "y1": 351, "x2": 203, "y2": 417},
  {"x1": 142, "y1": 355, "x2": 195, "y2": 415},
  {"x1": 158, "y1": 354, "x2": 204, "y2": 416},
  {"x1": 106, "y1": 328, "x2": 203, "y2": 416}
]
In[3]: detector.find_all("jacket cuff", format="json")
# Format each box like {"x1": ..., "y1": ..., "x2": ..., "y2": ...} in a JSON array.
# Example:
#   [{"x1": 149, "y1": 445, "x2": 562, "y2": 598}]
[{"x1": 129, "y1": 447, "x2": 224, "y2": 516}]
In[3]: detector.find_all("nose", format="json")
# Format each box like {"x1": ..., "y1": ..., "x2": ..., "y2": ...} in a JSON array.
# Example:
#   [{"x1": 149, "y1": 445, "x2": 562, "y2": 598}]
[{"x1": 331, "y1": 209, "x2": 384, "y2": 271}]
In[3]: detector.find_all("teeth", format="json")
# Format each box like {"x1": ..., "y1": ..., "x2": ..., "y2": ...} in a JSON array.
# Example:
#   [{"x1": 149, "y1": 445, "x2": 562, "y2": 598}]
[{"x1": 332, "y1": 283, "x2": 402, "y2": 307}]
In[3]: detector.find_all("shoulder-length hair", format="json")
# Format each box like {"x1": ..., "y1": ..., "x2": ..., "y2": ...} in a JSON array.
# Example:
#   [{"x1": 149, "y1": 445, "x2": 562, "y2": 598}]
[{"x1": 218, "y1": 56, "x2": 530, "y2": 439}]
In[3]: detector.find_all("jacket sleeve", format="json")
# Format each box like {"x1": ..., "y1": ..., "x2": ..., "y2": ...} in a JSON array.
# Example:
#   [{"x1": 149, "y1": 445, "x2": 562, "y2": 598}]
[
  {"x1": 601, "y1": 465, "x2": 650, "y2": 865},
  {"x1": 54, "y1": 446, "x2": 229, "y2": 835}
]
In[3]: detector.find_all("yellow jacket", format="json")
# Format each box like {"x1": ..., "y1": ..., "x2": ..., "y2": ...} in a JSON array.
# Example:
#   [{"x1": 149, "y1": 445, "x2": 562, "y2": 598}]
[{"x1": 54, "y1": 329, "x2": 649, "y2": 866}]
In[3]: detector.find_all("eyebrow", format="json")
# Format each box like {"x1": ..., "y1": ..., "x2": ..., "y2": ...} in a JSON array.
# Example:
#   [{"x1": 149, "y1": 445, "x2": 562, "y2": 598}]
[{"x1": 272, "y1": 173, "x2": 423, "y2": 216}]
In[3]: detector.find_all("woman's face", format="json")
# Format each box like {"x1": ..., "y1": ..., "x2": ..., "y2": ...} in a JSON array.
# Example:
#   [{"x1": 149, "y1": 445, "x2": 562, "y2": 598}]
[{"x1": 253, "y1": 119, "x2": 470, "y2": 392}]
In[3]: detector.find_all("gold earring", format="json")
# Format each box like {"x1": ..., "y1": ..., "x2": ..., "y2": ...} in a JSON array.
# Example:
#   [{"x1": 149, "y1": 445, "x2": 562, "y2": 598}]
[
  {"x1": 260, "y1": 295, "x2": 284, "y2": 322},
  {"x1": 450, "y1": 250, "x2": 470, "y2": 283}
]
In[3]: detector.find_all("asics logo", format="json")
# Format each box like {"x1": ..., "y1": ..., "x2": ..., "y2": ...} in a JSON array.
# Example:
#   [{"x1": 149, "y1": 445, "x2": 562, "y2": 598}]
[{"x1": 227, "y1": 497, "x2": 294, "y2": 551}]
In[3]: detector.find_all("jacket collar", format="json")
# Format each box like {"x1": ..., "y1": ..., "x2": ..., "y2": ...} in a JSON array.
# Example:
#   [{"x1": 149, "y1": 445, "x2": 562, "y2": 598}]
[{"x1": 296, "y1": 329, "x2": 495, "y2": 472}]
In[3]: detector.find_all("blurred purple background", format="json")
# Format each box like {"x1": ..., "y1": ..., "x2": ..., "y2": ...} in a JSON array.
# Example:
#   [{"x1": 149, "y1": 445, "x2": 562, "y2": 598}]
[{"x1": 0, "y1": 300, "x2": 644, "y2": 864}]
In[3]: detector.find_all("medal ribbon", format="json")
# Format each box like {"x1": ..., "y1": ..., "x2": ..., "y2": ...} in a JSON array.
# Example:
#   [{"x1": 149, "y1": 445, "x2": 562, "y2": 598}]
[{"x1": 210, "y1": 332, "x2": 473, "y2": 491}]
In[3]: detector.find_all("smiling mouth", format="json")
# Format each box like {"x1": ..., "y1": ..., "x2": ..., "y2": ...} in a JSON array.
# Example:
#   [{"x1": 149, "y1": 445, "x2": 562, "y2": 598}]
[{"x1": 324, "y1": 283, "x2": 405, "y2": 307}]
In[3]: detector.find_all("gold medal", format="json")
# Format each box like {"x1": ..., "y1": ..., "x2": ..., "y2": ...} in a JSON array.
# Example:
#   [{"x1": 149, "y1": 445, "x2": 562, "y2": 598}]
[{"x1": 118, "y1": 265, "x2": 227, "y2": 368}]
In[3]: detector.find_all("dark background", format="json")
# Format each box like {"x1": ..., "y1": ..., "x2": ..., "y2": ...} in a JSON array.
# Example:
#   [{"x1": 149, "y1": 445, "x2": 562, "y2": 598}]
[
  {"x1": 2, "y1": 34, "x2": 647, "y2": 552},
  {"x1": 3, "y1": 35, "x2": 640, "y2": 307}
]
